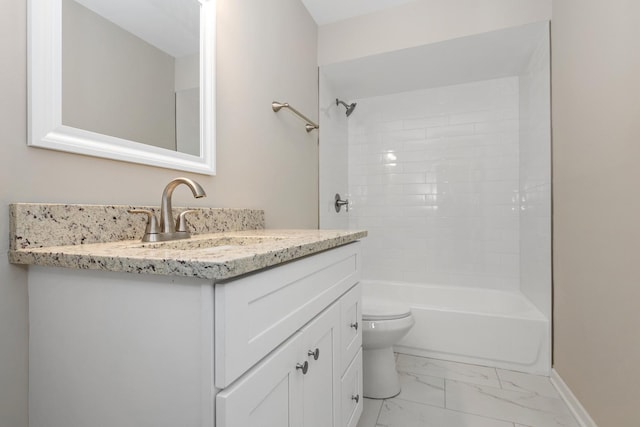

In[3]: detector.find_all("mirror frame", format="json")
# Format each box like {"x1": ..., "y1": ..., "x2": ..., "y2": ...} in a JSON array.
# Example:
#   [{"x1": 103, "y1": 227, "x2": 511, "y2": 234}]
[{"x1": 27, "y1": 0, "x2": 216, "y2": 175}]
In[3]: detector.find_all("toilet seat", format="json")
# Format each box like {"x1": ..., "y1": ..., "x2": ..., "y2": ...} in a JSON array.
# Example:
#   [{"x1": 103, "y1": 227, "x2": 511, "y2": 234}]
[{"x1": 362, "y1": 297, "x2": 411, "y2": 321}]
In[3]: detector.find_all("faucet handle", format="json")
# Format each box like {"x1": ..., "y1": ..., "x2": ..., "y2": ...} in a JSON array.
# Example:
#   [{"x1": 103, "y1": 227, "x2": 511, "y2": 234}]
[
  {"x1": 175, "y1": 210, "x2": 197, "y2": 233},
  {"x1": 128, "y1": 209, "x2": 160, "y2": 238}
]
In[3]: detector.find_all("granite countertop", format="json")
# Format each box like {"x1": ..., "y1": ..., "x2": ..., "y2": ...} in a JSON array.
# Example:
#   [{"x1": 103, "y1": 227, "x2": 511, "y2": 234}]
[
  {"x1": 9, "y1": 229, "x2": 366, "y2": 280},
  {"x1": 9, "y1": 204, "x2": 366, "y2": 281}
]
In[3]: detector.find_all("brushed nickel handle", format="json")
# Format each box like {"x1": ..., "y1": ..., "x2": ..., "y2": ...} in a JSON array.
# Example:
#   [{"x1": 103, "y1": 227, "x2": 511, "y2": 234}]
[
  {"x1": 350, "y1": 322, "x2": 359, "y2": 331},
  {"x1": 308, "y1": 348, "x2": 320, "y2": 360},
  {"x1": 351, "y1": 394, "x2": 360, "y2": 403},
  {"x1": 296, "y1": 361, "x2": 309, "y2": 375},
  {"x1": 128, "y1": 209, "x2": 160, "y2": 241},
  {"x1": 175, "y1": 209, "x2": 197, "y2": 233},
  {"x1": 335, "y1": 193, "x2": 349, "y2": 212}
]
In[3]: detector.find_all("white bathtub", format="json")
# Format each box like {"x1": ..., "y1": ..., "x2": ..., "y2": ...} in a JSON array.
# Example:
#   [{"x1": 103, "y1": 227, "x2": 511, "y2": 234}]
[{"x1": 361, "y1": 280, "x2": 550, "y2": 375}]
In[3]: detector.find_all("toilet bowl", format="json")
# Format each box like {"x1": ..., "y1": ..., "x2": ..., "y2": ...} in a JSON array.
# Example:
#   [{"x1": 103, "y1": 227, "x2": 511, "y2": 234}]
[{"x1": 362, "y1": 297, "x2": 414, "y2": 399}]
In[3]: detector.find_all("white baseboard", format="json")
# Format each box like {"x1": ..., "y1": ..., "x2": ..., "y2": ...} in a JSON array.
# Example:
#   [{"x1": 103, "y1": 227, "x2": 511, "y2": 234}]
[{"x1": 550, "y1": 369, "x2": 598, "y2": 427}]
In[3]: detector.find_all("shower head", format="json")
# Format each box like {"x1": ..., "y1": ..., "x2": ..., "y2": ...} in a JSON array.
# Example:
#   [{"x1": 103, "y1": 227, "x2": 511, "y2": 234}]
[{"x1": 336, "y1": 98, "x2": 357, "y2": 117}]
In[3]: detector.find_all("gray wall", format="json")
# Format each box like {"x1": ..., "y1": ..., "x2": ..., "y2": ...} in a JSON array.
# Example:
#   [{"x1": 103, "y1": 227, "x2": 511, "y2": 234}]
[
  {"x1": 0, "y1": 0, "x2": 318, "y2": 425},
  {"x1": 62, "y1": 0, "x2": 177, "y2": 150},
  {"x1": 552, "y1": 0, "x2": 640, "y2": 425}
]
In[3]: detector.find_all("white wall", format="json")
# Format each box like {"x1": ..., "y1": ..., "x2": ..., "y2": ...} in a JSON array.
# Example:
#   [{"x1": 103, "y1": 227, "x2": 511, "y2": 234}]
[
  {"x1": 319, "y1": 71, "x2": 349, "y2": 229},
  {"x1": 518, "y1": 27, "x2": 552, "y2": 318},
  {"x1": 348, "y1": 77, "x2": 521, "y2": 289},
  {"x1": 0, "y1": 1, "x2": 318, "y2": 425},
  {"x1": 318, "y1": 0, "x2": 552, "y2": 66}
]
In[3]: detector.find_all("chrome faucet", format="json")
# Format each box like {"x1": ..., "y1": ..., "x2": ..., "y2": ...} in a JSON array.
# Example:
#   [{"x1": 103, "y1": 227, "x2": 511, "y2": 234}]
[{"x1": 129, "y1": 177, "x2": 206, "y2": 242}]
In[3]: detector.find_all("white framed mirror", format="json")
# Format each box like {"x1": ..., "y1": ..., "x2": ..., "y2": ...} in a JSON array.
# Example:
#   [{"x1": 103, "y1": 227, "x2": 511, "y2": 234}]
[{"x1": 28, "y1": 0, "x2": 216, "y2": 175}]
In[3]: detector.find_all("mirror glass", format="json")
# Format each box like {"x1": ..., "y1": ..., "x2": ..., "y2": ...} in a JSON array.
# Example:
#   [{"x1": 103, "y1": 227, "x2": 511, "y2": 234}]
[{"x1": 28, "y1": 0, "x2": 216, "y2": 175}]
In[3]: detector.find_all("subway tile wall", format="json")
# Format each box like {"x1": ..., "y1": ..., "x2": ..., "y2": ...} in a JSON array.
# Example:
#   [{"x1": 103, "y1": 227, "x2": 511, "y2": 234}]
[
  {"x1": 348, "y1": 77, "x2": 522, "y2": 290},
  {"x1": 519, "y1": 30, "x2": 552, "y2": 317}
]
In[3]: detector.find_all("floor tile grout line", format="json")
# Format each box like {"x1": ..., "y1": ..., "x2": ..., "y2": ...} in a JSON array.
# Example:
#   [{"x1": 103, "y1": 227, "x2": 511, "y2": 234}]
[
  {"x1": 374, "y1": 398, "x2": 384, "y2": 426},
  {"x1": 444, "y1": 378, "x2": 579, "y2": 425},
  {"x1": 391, "y1": 395, "x2": 446, "y2": 410},
  {"x1": 437, "y1": 394, "x2": 533, "y2": 426},
  {"x1": 387, "y1": 354, "x2": 577, "y2": 427},
  {"x1": 408, "y1": 370, "x2": 562, "y2": 408},
  {"x1": 396, "y1": 353, "x2": 504, "y2": 382},
  {"x1": 398, "y1": 366, "x2": 504, "y2": 391},
  {"x1": 385, "y1": 393, "x2": 528, "y2": 426},
  {"x1": 397, "y1": 368, "x2": 449, "y2": 385},
  {"x1": 446, "y1": 375, "x2": 571, "y2": 405},
  {"x1": 443, "y1": 375, "x2": 447, "y2": 408},
  {"x1": 495, "y1": 366, "x2": 504, "y2": 389}
]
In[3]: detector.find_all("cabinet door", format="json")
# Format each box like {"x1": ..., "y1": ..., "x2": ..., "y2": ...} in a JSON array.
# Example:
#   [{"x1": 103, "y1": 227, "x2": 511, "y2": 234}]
[
  {"x1": 340, "y1": 283, "x2": 362, "y2": 374},
  {"x1": 216, "y1": 333, "x2": 304, "y2": 427},
  {"x1": 215, "y1": 242, "x2": 361, "y2": 388},
  {"x1": 300, "y1": 303, "x2": 341, "y2": 427},
  {"x1": 341, "y1": 349, "x2": 363, "y2": 427}
]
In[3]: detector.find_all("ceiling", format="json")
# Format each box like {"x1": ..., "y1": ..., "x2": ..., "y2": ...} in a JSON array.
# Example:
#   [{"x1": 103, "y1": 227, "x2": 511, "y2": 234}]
[
  {"x1": 75, "y1": 0, "x2": 200, "y2": 57},
  {"x1": 300, "y1": 0, "x2": 418, "y2": 25}
]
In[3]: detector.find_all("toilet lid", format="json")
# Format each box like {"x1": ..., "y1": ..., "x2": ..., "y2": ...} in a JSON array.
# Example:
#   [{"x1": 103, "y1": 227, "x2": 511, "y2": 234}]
[{"x1": 362, "y1": 297, "x2": 411, "y2": 321}]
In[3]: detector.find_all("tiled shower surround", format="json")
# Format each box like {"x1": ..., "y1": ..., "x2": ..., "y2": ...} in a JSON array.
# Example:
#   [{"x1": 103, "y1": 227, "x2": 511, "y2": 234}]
[
  {"x1": 518, "y1": 34, "x2": 552, "y2": 316},
  {"x1": 348, "y1": 76, "x2": 539, "y2": 291}
]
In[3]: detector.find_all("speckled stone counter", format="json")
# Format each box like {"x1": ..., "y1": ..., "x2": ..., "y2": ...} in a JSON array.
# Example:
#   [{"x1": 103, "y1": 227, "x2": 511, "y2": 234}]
[{"x1": 9, "y1": 203, "x2": 367, "y2": 281}]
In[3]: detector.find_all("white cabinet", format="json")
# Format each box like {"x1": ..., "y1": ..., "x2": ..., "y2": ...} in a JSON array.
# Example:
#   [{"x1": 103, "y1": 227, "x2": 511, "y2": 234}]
[
  {"x1": 216, "y1": 303, "x2": 342, "y2": 427},
  {"x1": 215, "y1": 332, "x2": 304, "y2": 427},
  {"x1": 300, "y1": 303, "x2": 341, "y2": 427},
  {"x1": 341, "y1": 349, "x2": 363, "y2": 427},
  {"x1": 214, "y1": 242, "x2": 361, "y2": 388},
  {"x1": 27, "y1": 267, "x2": 216, "y2": 427},
  {"x1": 339, "y1": 285, "x2": 364, "y2": 427},
  {"x1": 217, "y1": 285, "x2": 363, "y2": 427},
  {"x1": 216, "y1": 242, "x2": 363, "y2": 427},
  {"x1": 340, "y1": 284, "x2": 363, "y2": 374},
  {"x1": 27, "y1": 242, "x2": 362, "y2": 427}
]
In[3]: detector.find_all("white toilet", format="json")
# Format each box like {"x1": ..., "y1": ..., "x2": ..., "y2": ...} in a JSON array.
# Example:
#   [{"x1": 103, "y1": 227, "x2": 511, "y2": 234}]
[{"x1": 362, "y1": 296, "x2": 415, "y2": 399}]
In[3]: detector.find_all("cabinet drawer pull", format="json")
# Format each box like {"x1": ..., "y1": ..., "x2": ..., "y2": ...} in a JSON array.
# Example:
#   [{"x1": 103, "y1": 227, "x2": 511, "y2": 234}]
[
  {"x1": 351, "y1": 394, "x2": 360, "y2": 403},
  {"x1": 350, "y1": 322, "x2": 359, "y2": 331},
  {"x1": 307, "y1": 348, "x2": 320, "y2": 360},
  {"x1": 296, "y1": 361, "x2": 309, "y2": 375}
]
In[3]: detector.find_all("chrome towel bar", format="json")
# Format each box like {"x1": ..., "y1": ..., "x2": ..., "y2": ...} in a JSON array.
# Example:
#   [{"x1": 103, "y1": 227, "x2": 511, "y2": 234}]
[{"x1": 272, "y1": 101, "x2": 319, "y2": 132}]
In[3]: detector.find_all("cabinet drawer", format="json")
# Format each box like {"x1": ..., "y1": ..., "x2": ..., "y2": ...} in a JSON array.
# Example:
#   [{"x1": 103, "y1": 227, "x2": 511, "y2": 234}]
[
  {"x1": 341, "y1": 349, "x2": 363, "y2": 427},
  {"x1": 340, "y1": 283, "x2": 362, "y2": 375},
  {"x1": 215, "y1": 242, "x2": 361, "y2": 388}
]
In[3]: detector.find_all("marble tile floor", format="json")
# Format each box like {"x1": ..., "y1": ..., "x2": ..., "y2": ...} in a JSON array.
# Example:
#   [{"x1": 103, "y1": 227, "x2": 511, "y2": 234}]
[{"x1": 357, "y1": 354, "x2": 579, "y2": 427}]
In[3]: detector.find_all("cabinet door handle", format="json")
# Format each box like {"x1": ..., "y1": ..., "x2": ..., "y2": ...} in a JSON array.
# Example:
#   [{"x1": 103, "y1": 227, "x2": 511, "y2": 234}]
[
  {"x1": 296, "y1": 361, "x2": 309, "y2": 375},
  {"x1": 307, "y1": 348, "x2": 320, "y2": 360},
  {"x1": 351, "y1": 394, "x2": 360, "y2": 403},
  {"x1": 350, "y1": 322, "x2": 359, "y2": 331}
]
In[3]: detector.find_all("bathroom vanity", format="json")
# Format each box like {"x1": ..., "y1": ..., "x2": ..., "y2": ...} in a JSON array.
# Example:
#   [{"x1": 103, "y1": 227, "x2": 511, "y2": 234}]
[{"x1": 10, "y1": 204, "x2": 366, "y2": 427}]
